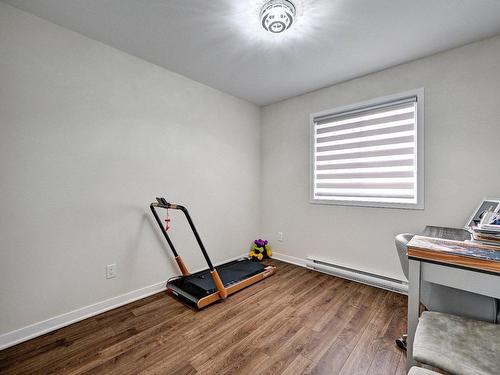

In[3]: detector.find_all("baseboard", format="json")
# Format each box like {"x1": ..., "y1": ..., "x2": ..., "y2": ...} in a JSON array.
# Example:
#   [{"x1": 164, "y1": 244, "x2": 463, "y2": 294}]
[
  {"x1": 272, "y1": 251, "x2": 307, "y2": 267},
  {"x1": 0, "y1": 253, "x2": 249, "y2": 351},
  {"x1": 0, "y1": 281, "x2": 167, "y2": 351}
]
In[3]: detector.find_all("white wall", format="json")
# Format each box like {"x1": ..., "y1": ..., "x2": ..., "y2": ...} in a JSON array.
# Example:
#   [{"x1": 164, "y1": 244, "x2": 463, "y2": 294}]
[
  {"x1": 2, "y1": 0, "x2": 500, "y2": 347},
  {"x1": 0, "y1": 3, "x2": 260, "y2": 337},
  {"x1": 261, "y1": 35, "x2": 500, "y2": 281}
]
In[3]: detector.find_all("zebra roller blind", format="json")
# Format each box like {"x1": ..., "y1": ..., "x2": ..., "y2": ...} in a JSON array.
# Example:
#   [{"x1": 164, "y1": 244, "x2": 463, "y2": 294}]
[{"x1": 311, "y1": 92, "x2": 423, "y2": 208}]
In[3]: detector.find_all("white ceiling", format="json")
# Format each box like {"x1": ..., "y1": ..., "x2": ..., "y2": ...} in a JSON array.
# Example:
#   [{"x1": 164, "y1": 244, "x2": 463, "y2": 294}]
[{"x1": 4, "y1": 0, "x2": 500, "y2": 105}]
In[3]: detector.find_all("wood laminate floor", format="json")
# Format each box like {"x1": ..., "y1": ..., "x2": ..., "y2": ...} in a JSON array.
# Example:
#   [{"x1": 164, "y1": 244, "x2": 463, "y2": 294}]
[{"x1": 0, "y1": 260, "x2": 408, "y2": 374}]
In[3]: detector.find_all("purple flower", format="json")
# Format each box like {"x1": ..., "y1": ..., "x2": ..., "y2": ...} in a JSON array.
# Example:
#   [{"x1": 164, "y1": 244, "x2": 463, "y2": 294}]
[{"x1": 254, "y1": 239, "x2": 268, "y2": 247}]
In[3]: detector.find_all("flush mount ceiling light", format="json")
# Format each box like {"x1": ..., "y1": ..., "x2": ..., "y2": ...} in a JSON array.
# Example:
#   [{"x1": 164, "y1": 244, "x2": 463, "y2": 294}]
[{"x1": 260, "y1": 0, "x2": 296, "y2": 34}]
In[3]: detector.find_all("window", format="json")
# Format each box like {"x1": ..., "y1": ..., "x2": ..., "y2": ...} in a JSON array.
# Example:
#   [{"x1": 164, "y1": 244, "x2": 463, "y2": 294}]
[{"x1": 310, "y1": 89, "x2": 424, "y2": 209}]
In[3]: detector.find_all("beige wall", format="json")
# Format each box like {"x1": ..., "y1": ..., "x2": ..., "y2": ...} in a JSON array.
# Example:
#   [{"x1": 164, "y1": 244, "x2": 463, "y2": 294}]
[
  {"x1": 0, "y1": 3, "x2": 260, "y2": 335},
  {"x1": 261, "y1": 35, "x2": 500, "y2": 280}
]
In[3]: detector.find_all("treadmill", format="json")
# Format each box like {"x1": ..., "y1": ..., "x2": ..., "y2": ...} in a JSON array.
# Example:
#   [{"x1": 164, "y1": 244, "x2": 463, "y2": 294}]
[{"x1": 150, "y1": 198, "x2": 276, "y2": 309}]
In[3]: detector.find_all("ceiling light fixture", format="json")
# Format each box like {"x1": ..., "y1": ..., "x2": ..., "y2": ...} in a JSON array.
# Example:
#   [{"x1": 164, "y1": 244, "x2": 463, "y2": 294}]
[{"x1": 260, "y1": 0, "x2": 296, "y2": 34}]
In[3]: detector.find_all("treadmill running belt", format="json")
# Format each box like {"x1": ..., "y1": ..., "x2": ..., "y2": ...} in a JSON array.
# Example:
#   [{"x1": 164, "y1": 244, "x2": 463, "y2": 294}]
[{"x1": 186, "y1": 259, "x2": 266, "y2": 291}]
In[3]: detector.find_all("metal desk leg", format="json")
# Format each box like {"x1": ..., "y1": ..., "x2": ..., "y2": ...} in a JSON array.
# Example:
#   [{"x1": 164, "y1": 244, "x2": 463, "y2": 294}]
[{"x1": 407, "y1": 259, "x2": 421, "y2": 371}]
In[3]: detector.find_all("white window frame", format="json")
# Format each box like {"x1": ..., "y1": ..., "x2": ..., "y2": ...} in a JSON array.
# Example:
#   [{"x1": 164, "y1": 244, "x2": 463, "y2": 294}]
[{"x1": 310, "y1": 88, "x2": 425, "y2": 209}]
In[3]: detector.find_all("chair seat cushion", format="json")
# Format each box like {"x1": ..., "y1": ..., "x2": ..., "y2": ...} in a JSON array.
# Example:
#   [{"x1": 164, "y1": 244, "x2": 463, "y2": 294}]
[
  {"x1": 414, "y1": 311, "x2": 500, "y2": 375},
  {"x1": 408, "y1": 367, "x2": 440, "y2": 375}
]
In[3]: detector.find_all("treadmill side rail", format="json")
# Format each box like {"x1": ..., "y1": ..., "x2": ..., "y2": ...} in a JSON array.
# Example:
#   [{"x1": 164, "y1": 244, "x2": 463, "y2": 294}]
[{"x1": 197, "y1": 265, "x2": 277, "y2": 309}]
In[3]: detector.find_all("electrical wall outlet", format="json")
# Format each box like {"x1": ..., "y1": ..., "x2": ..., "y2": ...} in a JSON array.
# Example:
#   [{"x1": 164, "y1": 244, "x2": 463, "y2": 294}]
[
  {"x1": 277, "y1": 232, "x2": 284, "y2": 242},
  {"x1": 106, "y1": 264, "x2": 117, "y2": 279}
]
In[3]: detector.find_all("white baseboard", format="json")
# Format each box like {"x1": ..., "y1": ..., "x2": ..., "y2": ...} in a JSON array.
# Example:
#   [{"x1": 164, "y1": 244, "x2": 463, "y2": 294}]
[
  {"x1": 272, "y1": 251, "x2": 307, "y2": 267},
  {"x1": 0, "y1": 281, "x2": 167, "y2": 351},
  {"x1": 0, "y1": 253, "x2": 250, "y2": 351}
]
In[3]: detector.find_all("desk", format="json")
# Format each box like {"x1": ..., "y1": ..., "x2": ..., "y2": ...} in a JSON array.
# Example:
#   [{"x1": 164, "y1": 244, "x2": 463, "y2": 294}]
[{"x1": 406, "y1": 226, "x2": 500, "y2": 370}]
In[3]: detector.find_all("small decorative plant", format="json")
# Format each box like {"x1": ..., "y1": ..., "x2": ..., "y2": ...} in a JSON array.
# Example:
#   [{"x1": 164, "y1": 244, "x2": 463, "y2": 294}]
[{"x1": 248, "y1": 239, "x2": 272, "y2": 261}]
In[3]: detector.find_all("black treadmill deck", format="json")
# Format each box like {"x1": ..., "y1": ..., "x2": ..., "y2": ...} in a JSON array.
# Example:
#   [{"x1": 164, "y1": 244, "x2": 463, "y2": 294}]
[{"x1": 167, "y1": 258, "x2": 267, "y2": 304}]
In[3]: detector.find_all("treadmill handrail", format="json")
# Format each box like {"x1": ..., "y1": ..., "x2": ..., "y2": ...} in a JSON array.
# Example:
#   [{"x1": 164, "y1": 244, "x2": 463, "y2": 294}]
[
  {"x1": 150, "y1": 203, "x2": 179, "y2": 258},
  {"x1": 150, "y1": 199, "x2": 215, "y2": 271}
]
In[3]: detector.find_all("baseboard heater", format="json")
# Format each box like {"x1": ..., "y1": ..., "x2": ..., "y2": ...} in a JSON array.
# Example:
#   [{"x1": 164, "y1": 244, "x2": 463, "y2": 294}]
[{"x1": 306, "y1": 257, "x2": 408, "y2": 295}]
